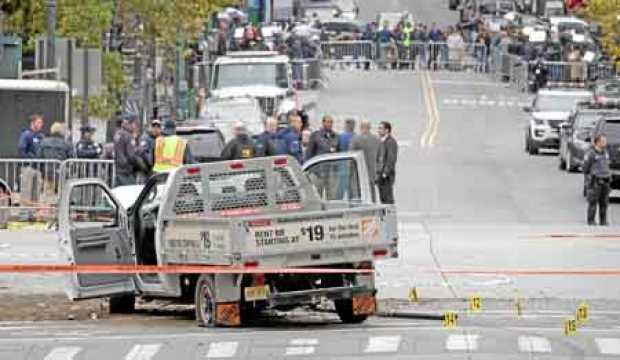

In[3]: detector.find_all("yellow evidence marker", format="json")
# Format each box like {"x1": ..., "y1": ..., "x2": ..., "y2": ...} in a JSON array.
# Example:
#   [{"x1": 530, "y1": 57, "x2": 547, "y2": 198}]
[
  {"x1": 408, "y1": 287, "x2": 419, "y2": 303},
  {"x1": 564, "y1": 318, "x2": 577, "y2": 336},
  {"x1": 576, "y1": 302, "x2": 589, "y2": 323},
  {"x1": 443, "y1": 311, "x2": 458, "y2": 328},
  {"x1": 469, "y1": 294, "x2": 482, "y2": 312}
]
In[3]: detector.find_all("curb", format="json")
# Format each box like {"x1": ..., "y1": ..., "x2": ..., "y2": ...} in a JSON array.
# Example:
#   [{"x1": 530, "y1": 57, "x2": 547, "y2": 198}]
[{"x1": 375, "y1": 310, "x2": 448, "y2": 321}]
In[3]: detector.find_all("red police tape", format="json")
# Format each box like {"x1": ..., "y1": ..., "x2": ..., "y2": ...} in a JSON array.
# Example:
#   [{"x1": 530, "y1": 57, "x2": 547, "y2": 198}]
[{"x1": 0, "y1": 264, "x2": 374, "y2": 274}]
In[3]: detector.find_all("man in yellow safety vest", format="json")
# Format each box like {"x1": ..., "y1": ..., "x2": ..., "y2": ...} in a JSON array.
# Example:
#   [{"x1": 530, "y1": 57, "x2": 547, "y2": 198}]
[{"x1": 152, "y1": 120, "x2": 193, "y2": 172}]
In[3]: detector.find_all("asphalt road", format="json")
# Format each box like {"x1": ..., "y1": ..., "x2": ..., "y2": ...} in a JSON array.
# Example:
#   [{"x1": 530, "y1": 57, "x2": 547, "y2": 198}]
[{"x1": 2, "y1": 0, "x2": 620, "y2": 359}]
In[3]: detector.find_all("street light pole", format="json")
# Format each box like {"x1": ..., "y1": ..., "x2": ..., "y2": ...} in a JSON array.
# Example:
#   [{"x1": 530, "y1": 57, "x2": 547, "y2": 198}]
[{"x1": 47, "y1": 0, "x2": 57, "y2": 78}]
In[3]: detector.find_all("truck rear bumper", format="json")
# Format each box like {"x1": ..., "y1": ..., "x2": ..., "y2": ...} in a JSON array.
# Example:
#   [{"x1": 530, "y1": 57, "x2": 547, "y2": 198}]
[{"x1": 266, "y1": 285, "x2": 374, "y2": 308}]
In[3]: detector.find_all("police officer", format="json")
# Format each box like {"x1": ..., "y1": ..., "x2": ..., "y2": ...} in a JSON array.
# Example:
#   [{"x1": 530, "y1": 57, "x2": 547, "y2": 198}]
[
  {"x1": 113, "y1": 116, "x2": 144, "y2": 186},
  {"x1": 275, "y1": 113, "x2": 304, "y2": 163},
  {"x1": 583, "y1": 134, "x2": 611, "y2": 226},
  {"x1": 75, "y1": 125, "x2": 103, "y2": 159},
  {"x1": 221, "y1": 122, "x2": 259, "y2": 160},
  {"x1": 252, "y1": 117, "x2": 278, "y2": 157},
  {"x1": 152, "y1": 120, "x2": 193, "y2": 172},
  {"x1": 137, "y1": 119, "x2": 162, "y2": 180},
  {"x1": 17, "y1": 114, "x2": 45, "y2": 158}
]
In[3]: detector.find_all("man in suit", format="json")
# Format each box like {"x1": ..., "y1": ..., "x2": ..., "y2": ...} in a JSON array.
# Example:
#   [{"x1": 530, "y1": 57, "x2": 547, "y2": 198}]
[
  {"x1": 376, "y1": 121, "x2": 398, "y2": 204},
  {"x1": 350, "y1": 120, "x2": 381, "y2": 202}
]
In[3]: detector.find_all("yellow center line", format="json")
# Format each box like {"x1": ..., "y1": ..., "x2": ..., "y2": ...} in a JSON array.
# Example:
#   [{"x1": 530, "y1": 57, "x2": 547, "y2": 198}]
[
  {"x1": 419, "y1": 71, "x2": 435, "y2": 148},
  {"x1": 426, "y1": 72, "x2": 441, "y2": 147}
]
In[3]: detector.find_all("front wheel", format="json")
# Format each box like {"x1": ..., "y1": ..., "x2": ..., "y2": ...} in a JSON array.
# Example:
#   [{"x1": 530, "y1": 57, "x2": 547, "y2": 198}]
[
  {"x1": 335, "y1": 299, "x2": 369, "y2": 324},
  {"x1": 195, "y1": 275, "x2": 217, "y2": 327}
]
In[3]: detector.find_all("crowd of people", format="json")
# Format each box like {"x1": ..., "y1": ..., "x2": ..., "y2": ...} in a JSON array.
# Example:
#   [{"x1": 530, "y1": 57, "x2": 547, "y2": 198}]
[
  {"x1": 220, "y1": 112, "x2": 398, "y2": 204},
  {"x1": 17, "y1": 112, "x2": 398, "y2": 204}
]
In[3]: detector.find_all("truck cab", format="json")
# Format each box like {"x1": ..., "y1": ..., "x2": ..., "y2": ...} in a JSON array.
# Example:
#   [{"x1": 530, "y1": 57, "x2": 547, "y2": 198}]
[
  {"x1": 209, "y1": 52, "x2": 294, "y2": 117},
  {"x1": 58, "y1": 153, "x2": 397, "y2": 326}
]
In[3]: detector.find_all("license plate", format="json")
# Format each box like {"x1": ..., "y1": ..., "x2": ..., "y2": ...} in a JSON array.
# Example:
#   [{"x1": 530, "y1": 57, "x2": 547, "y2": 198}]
[{"x1": 244, "y1": 286, "x2": 271, "y2": 302}]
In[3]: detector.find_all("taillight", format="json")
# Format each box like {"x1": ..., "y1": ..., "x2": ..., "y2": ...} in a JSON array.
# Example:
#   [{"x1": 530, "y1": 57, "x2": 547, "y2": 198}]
[
  {"x1": 252, "y1": 274, "x2": 266, "y2": 286},
  {"x1": 373, "y1": 249, "x2": 388, "y2": 258},
  {"x1": 230, "y1": 162, "x2": 244, "y2": 170},
  {"x1": 244, "y1": 261, "x2": 259, "y2": 268},
  {"x1": 186, "y1": 167, "x2": 200, "y2": 175},
  {"x1": 273, "y1": 157, "x2": 288, "y2": 167},
  {"x1": 247, "y1": 219, "x2": 271, "y2": 227}
]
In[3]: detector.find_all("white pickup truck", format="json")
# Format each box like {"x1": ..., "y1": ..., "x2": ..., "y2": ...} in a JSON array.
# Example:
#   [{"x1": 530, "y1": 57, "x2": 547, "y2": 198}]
[{"x1": 58, "y1": 153, "x2": 398, "y2": 326}]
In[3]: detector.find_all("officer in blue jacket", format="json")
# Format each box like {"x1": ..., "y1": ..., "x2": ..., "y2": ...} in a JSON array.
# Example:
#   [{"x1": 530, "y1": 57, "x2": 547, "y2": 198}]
[
  {"x1": 17, "y1": 114, "x2": 45, "y2": 158},
  {"x1": 276, "y1": 113, "x2": 304, "y2": 163},
  {"x1": 75, "y1": 125, "x2": 103, "y2": 159}
]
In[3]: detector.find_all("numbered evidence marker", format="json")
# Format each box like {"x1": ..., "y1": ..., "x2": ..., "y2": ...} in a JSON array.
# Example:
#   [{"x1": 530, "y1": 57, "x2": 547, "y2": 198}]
[
  {"x1": 514, "y1": 298, "x2": 523, "y2": 318},
  {"x1": 443, "y1": 311, "x2": 458, "y2": 328},
  {"x1": 408, "y1": 288, "x2": 419, "y2": 303},
  {"x1": 564, "y1": 318, "x2": 577, "y2": 336},
  {"x1": 576, "y1": 302, "x2": 589, "y2": 323},
  {"x1": 469, "y1": 294, "x2": 482, "y2": 312}
]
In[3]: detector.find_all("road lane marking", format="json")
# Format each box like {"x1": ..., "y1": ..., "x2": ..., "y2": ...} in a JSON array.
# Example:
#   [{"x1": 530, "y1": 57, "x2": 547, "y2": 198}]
[
  {"x1": 206, "y1": 341, "x2": 238, "y2": 358},
  {"x1": 420, "y1": 72, "x2": 435, "y2": 148},
  {"x1": 364, "y1": 335, "x2": 401, "y2": 353},
  {"x1": 285, "y1": 346, "x2": 315, "y2": 355},
  {"x1": 446, "y1": 334, "x2": 479, "y2": 351},
  {"x1": 426, "y1": 71, "x2": 441, "y2": 147},
  {"x1": 125, "y1": 344, "x2": 162, "y2": 360},
  {"x1": 43, "y1": 347, "x2": 81, "y2": 360},
  {"x1": 518, "y1": 336, "x2": 551, "y2": 353},
  {"x1": 289, "y1": 339, "x2": 318, "y2": 346},
  {"x1": 596, "y1": 338, "x2": 620, "y2": 355},
  {"x1": 285, "y1": 338, "x2": 318, "y2": 356}
]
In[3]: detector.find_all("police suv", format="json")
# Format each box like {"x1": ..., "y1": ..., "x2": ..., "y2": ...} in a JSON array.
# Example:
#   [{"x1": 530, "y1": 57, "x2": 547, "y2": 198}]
[
  {"x1": 558, "y1": 102, "x2": 620, "y2": 172},
  {"x1": 524, "y1": 87, "x2": 593, "y2": 155}
]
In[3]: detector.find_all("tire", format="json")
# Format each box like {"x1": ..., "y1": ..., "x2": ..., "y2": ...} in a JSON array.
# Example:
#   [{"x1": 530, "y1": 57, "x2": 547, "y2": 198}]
[
  {"x1": 566, "y1": 152, "x2": 574, "y2": 172},
  {"x1": 109, "y1": 294, "x2": 135, "y2": 314},
  {"x1": 335, "y1": 299, "x2": 369, "y2": 324},
  {"x1": 558, "y1": 149, "x2": 566, "y2": 170},
  {"x1": 195, "y1": 274, "x2": 217, "y2": 327},
  {"x1": 525, "y1": 132, "x2": 530, "y2": 153},
  {"x1": 527, "y1": 136, "x2": 539, "y2": 155}
]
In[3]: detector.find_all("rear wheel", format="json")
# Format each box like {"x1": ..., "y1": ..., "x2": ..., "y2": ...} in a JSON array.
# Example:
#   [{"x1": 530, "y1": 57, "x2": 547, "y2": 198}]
[
  {"x1": 335, "y1": 299, "x2": 369, "y2": 324},
  {"x1": 558, "y1": 149, "x2": 566, "y2": 170},
  {"x1": 195, "y1": 275, "x2": 216, "y2": 327},
  {"x1": 566, "y1": 152, "x2": 577, "y2": 172},
  {"x1": 528, "y1": 137, "x2": 539, "y2": 155},
  {"x1": 109, "y1": 294, "x2": 135, "y2": 314}
]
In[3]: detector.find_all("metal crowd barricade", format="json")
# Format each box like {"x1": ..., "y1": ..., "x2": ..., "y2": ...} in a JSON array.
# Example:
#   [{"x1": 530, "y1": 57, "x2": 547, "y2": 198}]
[
  {"x1": 542, "y1": 61, "x2": 587, "y2": 85},
  {"x1": 587, "y1": 62, "x2": 618, "y2": 82},
  {"x1": 509, "y1": 60, "x2": 529, "y2": 92},
  {"x1": 0, "y1": 159, "x2": 115, "y2": 225},
  {"x1": 386, "y1": 41, "x2": 488, "y2": 72},
  {"x1": 290, "y1": 58, "x2": 326, "y2": 89},
  {"x1": 320, "y1": 41, "x2": 375, "y2": 68},
  {"x1": 0, "y1": 159, "x2": 63, "y2": 223}
]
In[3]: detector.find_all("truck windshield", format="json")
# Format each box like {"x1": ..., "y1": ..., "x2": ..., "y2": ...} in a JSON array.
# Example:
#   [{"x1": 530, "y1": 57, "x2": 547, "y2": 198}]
[{"x1": 213, "y1": 63, "x2": 289, "y2": 89}]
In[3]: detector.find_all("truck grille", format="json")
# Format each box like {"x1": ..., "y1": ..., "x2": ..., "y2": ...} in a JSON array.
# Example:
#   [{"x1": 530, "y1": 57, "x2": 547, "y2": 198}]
[
  {"x1": 257, "y1": 96, "x2": 282, "y2": 116},
  {"x1": 274, "y1": 167, "x2": 302, "y2": 205},
  {"x1": 173, "y1": 173, "x2": 205, "y2": 215}
]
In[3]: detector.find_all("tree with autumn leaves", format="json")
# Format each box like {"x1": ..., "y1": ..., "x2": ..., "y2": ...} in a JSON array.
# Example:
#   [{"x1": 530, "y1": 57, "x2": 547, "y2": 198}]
[
  {"x1": 1, "y1": 0, "x2": 234, "y2": 118},
  {"x1": 578, "y1": 0, "x2": 620, "y2": 70}
]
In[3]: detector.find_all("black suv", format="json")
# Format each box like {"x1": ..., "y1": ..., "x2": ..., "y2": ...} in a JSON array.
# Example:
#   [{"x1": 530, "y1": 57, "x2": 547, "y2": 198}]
[
  {"x1": 590, "y1": 115, "x2": 620, "y2": 191},
  {"x1": 558, "y1": 103, "x2": 620, "y2": 172}
]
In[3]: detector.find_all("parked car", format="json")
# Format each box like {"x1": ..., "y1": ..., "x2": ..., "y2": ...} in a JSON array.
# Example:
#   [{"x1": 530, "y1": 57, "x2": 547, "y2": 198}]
[
  {"x1": 593, "y1": 80, "x2": 620, "y2": 106},
  {"x1": 588, "y1": 115, "x2": 620, "y2": 195},
  {"x1": 201, "y1": 96, "x2": 266, "y2": 141},
  {"x1": 321, "y1": 19, "x2": 363, "y2": 40},
  {"x1": 524, "y1": 87, "x2": 594, "y2": 155},
  {"x1": 558, "y1": 103, "x2": 620, "y2": 171},
  {"x1": 175, "y1": 123, "x2": 226, "y2": 163}
]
